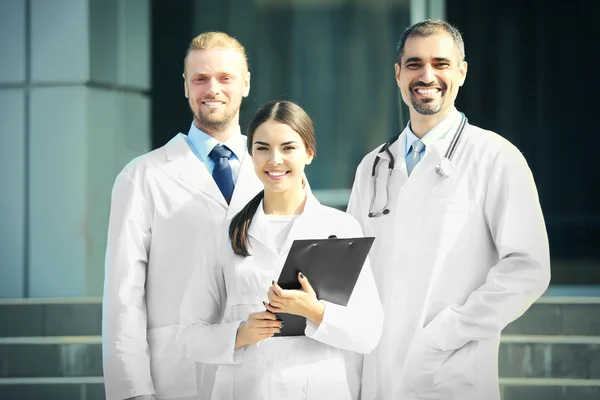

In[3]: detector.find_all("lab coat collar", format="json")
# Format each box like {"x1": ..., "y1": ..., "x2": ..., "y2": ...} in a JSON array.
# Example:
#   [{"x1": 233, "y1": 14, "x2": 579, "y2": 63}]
[
  {"x1": 374, "y1": 108, "x2": 462, "y2": 171},
  {"x1": 186, "y1": 122, "x2": 246, "y2": 162},
  {"x1": 164, "y1": 133, "x2": 254, "y2": 210},
  {"x1": 247, "y1": 189, "x2": 321, "y2": 256},
  {"x1": 406, "y1": 108, "x2": 462, "y2": 155},
  {"x1": 403, "y1": 109, "x2": 467, "y2": 180},
  {"x1": 164, "y1": 133, "x2": 191, "y2": 162},
  {"x1": 424, "y1": 108, "x2": 464, "y2": 160}
]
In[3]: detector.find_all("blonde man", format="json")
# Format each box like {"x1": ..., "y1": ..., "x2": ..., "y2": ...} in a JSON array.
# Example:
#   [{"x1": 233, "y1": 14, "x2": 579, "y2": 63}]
[{"x1": 102, "y1": 32, "x2": 263, "y2": 400}]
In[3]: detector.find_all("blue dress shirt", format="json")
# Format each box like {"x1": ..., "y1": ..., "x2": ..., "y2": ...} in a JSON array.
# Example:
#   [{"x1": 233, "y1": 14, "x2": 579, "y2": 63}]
[
  {"x1": 405, "y1": 129, "x2": 428, "y2": 167},
  {"x1": 404, "y1": 109, "x2": 463, "y2": 168},
  {"x1": 184, "y1": 122, "x2": 246, "y2": 182}
]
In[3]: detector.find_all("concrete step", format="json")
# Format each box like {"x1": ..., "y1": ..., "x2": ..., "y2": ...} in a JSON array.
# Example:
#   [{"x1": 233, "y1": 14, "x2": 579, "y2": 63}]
[
  {"x1": 1, "y1": 335, "x2": 599, "y2": 381},
  {"x1": 0, "y1": 337, "x2": 102, "y2": 379},
  {"x1": 500, "y1": 378, "x2": 600, "y2": 400},
  {"x1": 1, "y1": 296, "x2": 599, "y2": 337},
  {"x1": 0, "y1": 377, "x2": 104, "y2": 400},
  {"x1": 0, "y1": 377, "x2": 598, "y2": 400},
  {"x1": 0, "y1": 298, "x2": 102, "y2": 338},
  {"x1": 503, "y1": 297, "x2": 600, "y2": 336},
  {"x1": 0, "y1": 338, "x2": 599, "y2": 400},
  {"x1": 499, "y1": 335, "x2": 600, "y2": 380}
]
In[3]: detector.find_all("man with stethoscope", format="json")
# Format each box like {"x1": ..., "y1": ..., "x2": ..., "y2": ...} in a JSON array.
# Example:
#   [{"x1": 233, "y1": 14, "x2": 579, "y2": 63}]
[{"x1": 347, "y1": 19, "x2": 550, "y2": 400}]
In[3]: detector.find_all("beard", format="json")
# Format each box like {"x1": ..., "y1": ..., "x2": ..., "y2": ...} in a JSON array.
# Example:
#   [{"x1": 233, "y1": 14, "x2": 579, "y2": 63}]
[
  {"x1": 190, "y1": 98, "x2": 241, "y2": 133},
  {"x1": 409, "y1": 80, "x2": 446, "y2": 115},
  {"x1": 410, "y1": 96, "x2": 443, "y2": 115}
]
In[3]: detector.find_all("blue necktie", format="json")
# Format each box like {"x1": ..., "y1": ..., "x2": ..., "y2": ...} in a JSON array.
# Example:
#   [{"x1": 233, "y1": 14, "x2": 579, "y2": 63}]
[
  {"x1": 407, "y1": 140, "x2": 425, "y2": 176},
  {"x1": 208, "y1": 145, "x2": 234, "y2": 204}
]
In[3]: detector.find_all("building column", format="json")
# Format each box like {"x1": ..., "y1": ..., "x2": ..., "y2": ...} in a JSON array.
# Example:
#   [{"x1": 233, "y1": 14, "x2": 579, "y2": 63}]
[{"x1": 0, "y1": 0, "x2": 151, "y2": 298}]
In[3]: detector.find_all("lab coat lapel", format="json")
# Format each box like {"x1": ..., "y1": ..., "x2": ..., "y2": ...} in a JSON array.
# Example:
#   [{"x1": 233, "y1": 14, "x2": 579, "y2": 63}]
[
  {"x1": 167, "y1": 134, "x2": 228, "y2": 207},
  {"x1": 366, "y1": 130, "x2": 412, "y2": 214},
  {"x1": 390, "y1": 129, "x2": 409, "y2": 177},
  {"x1": 406, "y1": 138, "x2": 449, "y2": 182},
  {"x1": 374, "y1": 130, "x2": 410, "y2": 176},
  {"x1": 226, "y1": 150, "x2": 262, "y2": 219},
  {"x1": 407, "y1": 111, "x2": 463, "y2": 182},
  {"x1": 247, "y1": 200, "x2": 276, "y2": 254},
  {"x1": 430, "y1": 111, "x2": 464, "y2": 162}
]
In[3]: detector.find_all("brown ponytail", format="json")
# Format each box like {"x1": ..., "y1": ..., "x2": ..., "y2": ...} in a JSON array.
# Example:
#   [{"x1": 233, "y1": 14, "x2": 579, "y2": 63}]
[{"x1": 229, "y1": 190, "x2": 265, "y2": 256}]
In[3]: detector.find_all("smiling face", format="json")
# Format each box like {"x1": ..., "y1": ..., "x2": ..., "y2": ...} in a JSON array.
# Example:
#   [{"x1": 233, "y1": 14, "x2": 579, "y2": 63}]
[
  {"x1": 251, "y1": 119, "x2": 314, "y2": 195},
  {"x1": 183, "y1": 48, "x2": 250, "y2": 135},
  {"x1": 395, "y1": 32, "x2": 467, "y2": 119}
]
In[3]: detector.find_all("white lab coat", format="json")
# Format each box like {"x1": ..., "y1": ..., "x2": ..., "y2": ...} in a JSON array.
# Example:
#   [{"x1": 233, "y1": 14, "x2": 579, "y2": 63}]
[
  {"x1": 177, "y1": 193, "x2": 383, "y2": 400},
  {"x1": 347, "y1": 113, "x2": 550, "y2": 400},
  {"x1": 102, "y1": 133, "x2": 263, "y2": 400}
]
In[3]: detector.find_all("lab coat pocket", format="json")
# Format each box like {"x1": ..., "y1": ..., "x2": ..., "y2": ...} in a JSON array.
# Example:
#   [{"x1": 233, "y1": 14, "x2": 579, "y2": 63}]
[
  {"x1": 399, "y1": 332, "x2": 451, "y2": 392},
  {"x1": 147, "y1": 325, "x2": 197, "y2": 399},
  {"x1": 423, "y1": 200, "x2": 473, "y2": 253},
  {"x1": 210, "y1": 370, "x2": 234, "y2": 400},
  {"x1": 401, "y1": 333, "x2": 477, "y2": 400},
  {"x1": 435, "y1": 340, "x2": 478, "y2": 397}
]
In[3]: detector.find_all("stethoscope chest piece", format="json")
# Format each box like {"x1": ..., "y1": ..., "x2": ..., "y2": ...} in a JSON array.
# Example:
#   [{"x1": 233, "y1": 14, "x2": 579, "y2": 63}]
[{"x1": 435, "y1": 157, "x2": 453, "y2": 177}]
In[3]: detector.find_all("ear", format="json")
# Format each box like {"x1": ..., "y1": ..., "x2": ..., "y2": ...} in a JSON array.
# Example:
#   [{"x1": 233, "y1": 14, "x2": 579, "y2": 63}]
[
  {"x1": 242, "y1": 71, "x2": 251, "y2": 97},
  {"x1": 394, "y1": 62, "x2": 402, "y2": 88},
  {"x1": 306, "y1": 149, "x2": 315, "y2": 165},
  {"x1": 458, "y1": 61, "x2": 468, "y2": 87},
  {"x1": 183, "y1": 73, "x2": 189, "y2": 98}
]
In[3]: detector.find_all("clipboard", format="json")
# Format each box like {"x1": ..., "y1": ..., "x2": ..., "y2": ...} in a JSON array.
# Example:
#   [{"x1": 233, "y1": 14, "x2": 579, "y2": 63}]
[{"x1": 273, "y1": 235, "x2": 375, "y2": 337}]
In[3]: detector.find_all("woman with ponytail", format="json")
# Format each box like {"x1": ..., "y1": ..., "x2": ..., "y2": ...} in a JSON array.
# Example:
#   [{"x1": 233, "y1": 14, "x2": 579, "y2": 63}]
[{"x1": 178, "y1": 101, "x2": 382, "y2": 400}]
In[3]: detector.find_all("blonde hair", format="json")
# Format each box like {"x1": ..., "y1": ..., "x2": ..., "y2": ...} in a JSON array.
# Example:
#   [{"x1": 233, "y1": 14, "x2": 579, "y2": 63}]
[{"x1": 184, "y1": 31, "x2": 248, "y2": 74}]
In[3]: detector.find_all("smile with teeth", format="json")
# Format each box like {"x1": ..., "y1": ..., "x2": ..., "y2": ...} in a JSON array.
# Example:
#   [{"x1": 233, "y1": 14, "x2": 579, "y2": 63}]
[
  {"x1": 266, "y1": 170, "x2": 289, "y2": 179},
  {"x1": 203, "y1": 101, "x2": 225, "y2": 107},
  {"x1": 415, "y1": 88, "x2": 441, "y2": 95}
]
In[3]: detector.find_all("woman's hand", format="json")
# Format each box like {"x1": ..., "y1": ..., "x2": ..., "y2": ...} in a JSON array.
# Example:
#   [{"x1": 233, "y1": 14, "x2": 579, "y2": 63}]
[
  {"x1": 265, "y1": 272, "x2": 325, "y2": 326},
  {"x1": 235, "y1": 311, "x2": 282, "y2": 349}
]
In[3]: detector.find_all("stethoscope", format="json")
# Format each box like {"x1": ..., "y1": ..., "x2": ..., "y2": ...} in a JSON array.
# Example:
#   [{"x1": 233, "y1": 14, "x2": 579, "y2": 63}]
[{"x1": 367, "y1": 113, "x2": 468, "y2": 218}]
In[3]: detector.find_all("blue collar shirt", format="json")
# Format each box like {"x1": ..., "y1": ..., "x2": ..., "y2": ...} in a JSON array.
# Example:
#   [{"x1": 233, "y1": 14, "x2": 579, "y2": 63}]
[{"x1": 185, "y1": 121, "x2": 246, "y2": 182}]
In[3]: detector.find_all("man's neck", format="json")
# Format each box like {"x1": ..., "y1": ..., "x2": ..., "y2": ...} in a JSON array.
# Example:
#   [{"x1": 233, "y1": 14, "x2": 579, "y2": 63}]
[
  {"x1": 409, "y1": 109, "x2": 453, "y2": 138},
  {"x1": 194, "y1": 119, "x2": 240, "y2": 143}
]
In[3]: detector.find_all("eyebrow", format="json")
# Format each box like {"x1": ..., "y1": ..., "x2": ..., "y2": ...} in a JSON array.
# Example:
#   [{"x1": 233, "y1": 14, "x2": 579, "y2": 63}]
[
  {"x1": 192, "y1": 71, "x2": 236, "y2": 77},
  {"x1": 404, "y1": 57, "x2": 452, "y2": 64},
  {"x1": 253, "y1": 141, "x2": 300, "y2": 146}
]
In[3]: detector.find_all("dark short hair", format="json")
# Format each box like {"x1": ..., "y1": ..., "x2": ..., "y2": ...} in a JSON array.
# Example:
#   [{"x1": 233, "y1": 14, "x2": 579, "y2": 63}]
[{"x1": 396, "y1": 18, "x2": 465, "y2": 63}]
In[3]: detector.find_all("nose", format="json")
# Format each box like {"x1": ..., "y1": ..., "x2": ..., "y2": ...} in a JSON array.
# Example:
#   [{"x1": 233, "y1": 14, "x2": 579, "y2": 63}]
[
  {"x1": 206, "y1": 77, "x2": 221, "y2": 95},
  {"x1": 269, "y1": 149, "x2": 283, "y2": 165},
  {"x1": 419, "y1": 64, "x2": 436, "y2": 84}
]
